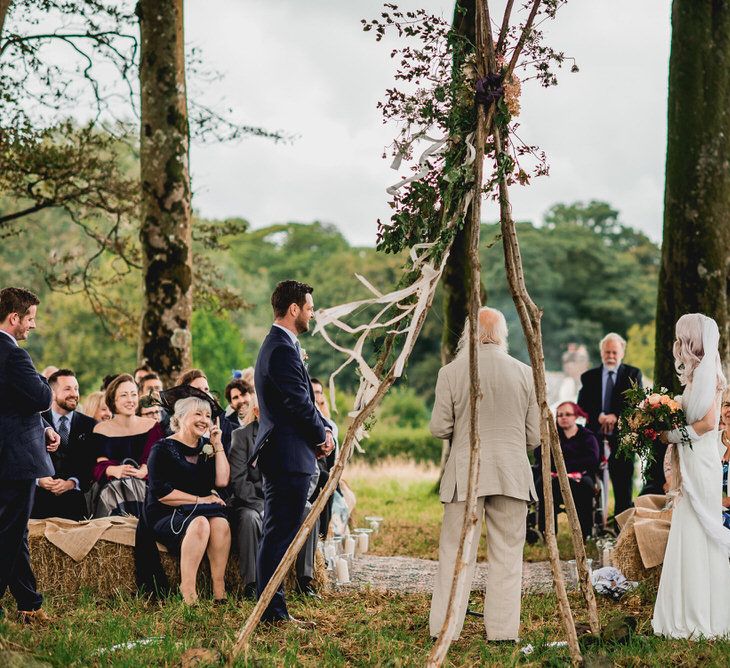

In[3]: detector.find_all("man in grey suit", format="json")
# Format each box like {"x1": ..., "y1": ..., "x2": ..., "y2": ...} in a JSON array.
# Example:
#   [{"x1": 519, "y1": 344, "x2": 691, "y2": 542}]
[
  {"x1": 0, "y1": 287, "x2": 60, "y2": 623},
  {"x1": 429, "y1": 307, "x2": 540, "y2": 642}
]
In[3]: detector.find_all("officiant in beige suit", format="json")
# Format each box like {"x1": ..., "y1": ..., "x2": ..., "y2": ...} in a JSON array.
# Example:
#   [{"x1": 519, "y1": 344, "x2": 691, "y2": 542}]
[{"x1": 429, "y1": 307, "x2": 540, "y2": 642}]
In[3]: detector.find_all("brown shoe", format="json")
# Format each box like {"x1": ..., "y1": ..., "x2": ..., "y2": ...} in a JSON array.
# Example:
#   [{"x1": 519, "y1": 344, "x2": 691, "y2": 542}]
[{"x1": 18, "y1": 608, "x2": 52, "y2": 625}]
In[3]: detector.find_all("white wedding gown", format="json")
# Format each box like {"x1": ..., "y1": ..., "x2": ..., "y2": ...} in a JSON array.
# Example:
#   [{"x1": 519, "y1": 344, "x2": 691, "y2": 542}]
[{"x1": 652, "y1": 420, "x2": 730, "y2": 639}]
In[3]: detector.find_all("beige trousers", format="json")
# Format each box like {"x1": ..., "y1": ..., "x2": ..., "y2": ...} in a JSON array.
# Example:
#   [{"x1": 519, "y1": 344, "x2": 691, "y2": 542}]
[{"x1": 429, "y1": 494, "x2": 527, "y2": 640}]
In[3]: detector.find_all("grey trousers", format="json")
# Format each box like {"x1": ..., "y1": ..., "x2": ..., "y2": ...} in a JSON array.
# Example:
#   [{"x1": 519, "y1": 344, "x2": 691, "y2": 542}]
[
  {"x1": 429, "y1": 494, "x2": 527, "y2": 641},
  {"x1": 234, "y1": 502, "x2": 319, "y2": 587}
]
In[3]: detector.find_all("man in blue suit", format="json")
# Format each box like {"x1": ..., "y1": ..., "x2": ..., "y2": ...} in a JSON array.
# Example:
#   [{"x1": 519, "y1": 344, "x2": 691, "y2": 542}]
[
  {"x1": 251, "y1": 280, "x2": 333, "y2": 625},
  {"x1": 0, "y1": 287, "x2": 59, "y2": 622}
]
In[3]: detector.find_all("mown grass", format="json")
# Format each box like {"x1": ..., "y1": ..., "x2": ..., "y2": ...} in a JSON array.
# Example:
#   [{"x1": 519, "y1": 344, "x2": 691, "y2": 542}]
[
  {"x1": 3, "y1": 584, "x2": 729, "y2": 666},
  {"x1": 348, "y1": 459, "x2": 583, "y2": 562},
  {"x1": 2, "y1": 460, "x2": 727, "y2": 666}
]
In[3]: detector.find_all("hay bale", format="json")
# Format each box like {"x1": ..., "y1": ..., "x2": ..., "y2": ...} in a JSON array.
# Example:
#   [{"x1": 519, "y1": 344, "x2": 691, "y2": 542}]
[
  {"x1": 29, "y1": 533, "x2": 328, "y2": 599},
  {"x1": 613, "y1": 514, "x2": 662, "y2": 585}
]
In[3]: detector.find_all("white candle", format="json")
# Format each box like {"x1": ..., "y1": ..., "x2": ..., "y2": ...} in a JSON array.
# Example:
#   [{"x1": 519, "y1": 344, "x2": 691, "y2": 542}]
[
  {"x1": 335, "y1": 557, "x2": 350, "y2": 584},
  {"x1": 345, "y1": 536, "x2": 356, "y2": 557},
  {"x1": 324, "y1": 544, "x2": 336, "y2": 560},
  {"x1": 356, "y1": 532, "x2": 369, "y2": 555}
]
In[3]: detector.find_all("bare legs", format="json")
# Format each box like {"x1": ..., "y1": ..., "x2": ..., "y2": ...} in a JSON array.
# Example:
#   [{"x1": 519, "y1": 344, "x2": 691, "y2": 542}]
[
  {"x1": 207, "y1": 517, "x2": 231, "y2": 600},
  {"x1": 179, "y1": 516, "x2": 231, "y2": 603}
]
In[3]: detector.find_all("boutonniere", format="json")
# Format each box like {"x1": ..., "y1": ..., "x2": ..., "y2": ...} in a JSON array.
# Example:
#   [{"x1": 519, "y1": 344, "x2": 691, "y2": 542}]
[
  {"x1": 201, "y1": 442, "x2": 215, "y2": 459},
  {"x1": 300, "y1": 347, "x2": 309, "y2": 368}
]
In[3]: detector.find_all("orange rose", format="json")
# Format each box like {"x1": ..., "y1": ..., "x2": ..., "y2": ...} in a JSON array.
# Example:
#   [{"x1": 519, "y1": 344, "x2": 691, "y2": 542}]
[
  {"x1": 647, "y1": 393, "x2": 662, "y2": 406},
  {"x1": 659, "y1": 394, "x2": 671, "y2": 405}
]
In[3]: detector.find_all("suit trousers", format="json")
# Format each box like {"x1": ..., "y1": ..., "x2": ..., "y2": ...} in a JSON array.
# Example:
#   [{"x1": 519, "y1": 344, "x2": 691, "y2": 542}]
[
  {"x1": 256, "y1": 471, "x2": 311, "y2": 621},
  {"x1": 31, "y1": 486, "x2": 87, "y2": 521},
  {"x1": 235, "y1": 506, "x2": 263, "y2": 587},
  {"x1": 608, "y1": 447, "x2": 635, "y2": 516},
  {"x1": 0, "y1": 479, "x2": 43, "y2": 611},
  {"x1": 430, "y1": 494, "x2": 527, "y2": 641}
]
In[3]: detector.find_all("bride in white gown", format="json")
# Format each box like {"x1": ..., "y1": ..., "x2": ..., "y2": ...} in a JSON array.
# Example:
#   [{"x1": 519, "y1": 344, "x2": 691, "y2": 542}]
[{"x1": 652, "y1": 313, "x2": 730, "y2": 639}]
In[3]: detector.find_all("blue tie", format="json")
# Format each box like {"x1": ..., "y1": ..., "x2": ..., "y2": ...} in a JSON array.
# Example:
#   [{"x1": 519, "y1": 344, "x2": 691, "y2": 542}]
[
  {"x1": 58, "y1": 415, "x2": 70, "y2": 448},
  {"x1": 603, "y1": 371, "x2": 615, "y2": 413}
]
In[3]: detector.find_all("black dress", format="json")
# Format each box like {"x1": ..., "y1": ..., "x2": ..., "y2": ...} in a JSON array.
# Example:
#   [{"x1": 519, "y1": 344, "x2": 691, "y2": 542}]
[{"x1": 145, "y1": 437, "x2": 228, "y2": 554}]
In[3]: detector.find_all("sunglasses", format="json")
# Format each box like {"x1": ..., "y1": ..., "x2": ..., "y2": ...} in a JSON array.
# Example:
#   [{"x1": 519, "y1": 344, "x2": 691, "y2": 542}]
[{"x1": 556, "y1": 412, "x2": 575, "y2": 418}]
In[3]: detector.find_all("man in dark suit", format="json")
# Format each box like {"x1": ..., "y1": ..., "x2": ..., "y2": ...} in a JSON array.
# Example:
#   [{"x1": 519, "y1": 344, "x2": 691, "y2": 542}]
[
  {"x1": 250, "y1": 280, "x2": 333, "y2": 626},
  {"x1": 0, "y1": 287, "x2": 60, "y2": 622},
  {"x1": 33, "y1": 369, "x2": 97, "y2": 521},
  {"x1": 577, "y1": 332, "x2": 643, "y2": 517}
]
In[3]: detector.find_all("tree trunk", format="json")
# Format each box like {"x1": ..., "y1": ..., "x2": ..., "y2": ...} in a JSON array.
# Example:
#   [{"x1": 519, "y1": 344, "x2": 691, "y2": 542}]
[
  {"x1": 655, "y1": 1, "x2": 730, "y2": 392},
  {"x1": 0, "y1": 0, "x2": 12, "y2": 45},
  {"x1": 136, "y1": 0, "x2": 193, "y2": 385},
  {"x1": 440, "y1": 0, "x2": 486, "y2": 366}
]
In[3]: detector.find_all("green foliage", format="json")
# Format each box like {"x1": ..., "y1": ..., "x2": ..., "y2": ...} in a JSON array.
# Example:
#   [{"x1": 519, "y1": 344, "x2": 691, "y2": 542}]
[
  {"x1": 191, "y1": 310, "x2": 252, "y2": 400},
  {"x1": 360, "y1": 426, "x2": 441, "y2": 464},
  {"x1": 379, "y1": 388, "x2": 430, "y2": 429},
  {"x1": 625, "y1": 321, "x2": 656, "y2": 380}
]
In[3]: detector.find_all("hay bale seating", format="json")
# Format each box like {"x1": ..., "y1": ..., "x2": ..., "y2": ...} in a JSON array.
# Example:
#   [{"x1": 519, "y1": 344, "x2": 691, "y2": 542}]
[
  {"x1": 28, "y1": 518, "x2": 327, "y2": 599},
  {"x1": 612, "y1": 512, "x2": 662, "y2": 586}
]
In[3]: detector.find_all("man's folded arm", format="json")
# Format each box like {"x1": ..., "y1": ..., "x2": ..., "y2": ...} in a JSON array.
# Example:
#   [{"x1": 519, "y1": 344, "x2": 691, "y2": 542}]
[
  {"x1": 429, "y1": 368, "x2": 454, "y2": 441},
  {"x1": 269, "y1": 344, "x2": 327, "y2": 445}
]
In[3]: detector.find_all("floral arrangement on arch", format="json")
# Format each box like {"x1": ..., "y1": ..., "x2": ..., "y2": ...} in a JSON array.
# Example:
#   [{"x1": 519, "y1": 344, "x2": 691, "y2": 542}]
[{"x1": 617, "y1": 384, "x2": 689, "y2": 477}]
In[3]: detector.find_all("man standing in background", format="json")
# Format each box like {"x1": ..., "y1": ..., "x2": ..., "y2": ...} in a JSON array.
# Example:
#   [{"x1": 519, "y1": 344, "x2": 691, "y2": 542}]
[
  {"x1": 577, "y1": 333, "x2": 643, "y2": 516},
  {"x1": 0, "y1": 287, "x2": 59, "y2": 622}
]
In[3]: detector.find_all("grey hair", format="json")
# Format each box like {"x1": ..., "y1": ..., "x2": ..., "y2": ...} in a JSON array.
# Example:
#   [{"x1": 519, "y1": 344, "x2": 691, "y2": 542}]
[
  {"x1": 170, "y1": 396, "x2": 211, "y2": 432},
  {"x1": 455, "y1": 307, "x2": 509, "y2": 358},
  {"x1": 599, "y1": 332, "x2": 626, "y2": 351}
]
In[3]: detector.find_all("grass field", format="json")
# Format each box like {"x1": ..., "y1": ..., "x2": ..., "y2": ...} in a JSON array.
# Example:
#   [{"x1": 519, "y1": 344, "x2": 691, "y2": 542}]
[{"x1": 1, "y1": 459, "x2": 728, "y2": 666}]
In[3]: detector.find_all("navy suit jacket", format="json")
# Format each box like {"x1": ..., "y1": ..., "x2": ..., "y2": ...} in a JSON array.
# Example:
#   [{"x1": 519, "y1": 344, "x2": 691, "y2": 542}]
[
  {"x1": 577, "y1": 363, "x2": 643, "y2": 442},
  {"x1": 0, "y1": 334, "x2": 54, "y2": 480},
  {"x1": 41, "y1": 409, "x2": 97, "y2": 490},
  {"x1": 251, "y1": 326, "x2": 328, "y2": 475}
]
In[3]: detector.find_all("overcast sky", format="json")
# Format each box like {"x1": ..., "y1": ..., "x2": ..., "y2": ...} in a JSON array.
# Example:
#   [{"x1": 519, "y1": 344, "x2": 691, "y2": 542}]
[{"x1": 185, "y1": 1, "x2": 672, "y2": 246}]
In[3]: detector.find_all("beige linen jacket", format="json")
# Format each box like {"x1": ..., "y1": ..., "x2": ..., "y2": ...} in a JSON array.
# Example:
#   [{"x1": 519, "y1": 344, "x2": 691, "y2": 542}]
[{"x1": 430, "y1": 344, "x2": 541, "y2": 503}]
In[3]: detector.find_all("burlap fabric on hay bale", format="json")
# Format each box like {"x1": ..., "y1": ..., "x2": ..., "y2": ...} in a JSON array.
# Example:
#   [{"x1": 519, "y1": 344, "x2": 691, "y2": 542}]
[
  {"x1": 613, "y1": 511, "x2": 662, "y2": 586},
  {"x1": 29, "y1": 519, "x2": 327, "y2": 598}
]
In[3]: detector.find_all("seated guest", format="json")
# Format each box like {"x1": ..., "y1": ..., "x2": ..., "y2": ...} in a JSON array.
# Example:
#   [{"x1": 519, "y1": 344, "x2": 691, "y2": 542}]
[
  {"x1": 180, "y1": 368, "x2": 234, "y2": 454},
  {"x1": 536, "y1": 401, "x2": 600, "y2": 539},
  {"x1": 224, "y1": 378, "x2": 254, "y2": 428},
  {"x1": 139, "y1": 372, "x2": 164, "y2": 400},
  {"x1": 138, "y1": 395, "x2": 163, "y2": 423},
  {"x1": 134, "y1": 364, "x2": 153, "y2": 386},
  {"x1": 229, "y1": 396, "x2": 319, "y2": 598},
  {"x1": 90, "y1": 374, "x2": 162, "y2": 517},
  {"x1": 311, "y1": 377, "x2": 337, "y2": 538},
  {"x1": 32, "y1": 369, "x2": 96, "y2": 520},
  {"x1": 81, "y1": 390, "x2": 112, "y2": 422},
  {"x1": 719, "y1": 391, "x2": 730, "y2": 530},
  {"x1": 145, "y1": 396, "x2": 230, "y2": 604}
]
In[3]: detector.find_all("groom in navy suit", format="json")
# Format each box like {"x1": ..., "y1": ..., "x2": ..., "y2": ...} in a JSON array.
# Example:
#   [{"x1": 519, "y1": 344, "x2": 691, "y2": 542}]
[
  {"x1": 0, "y1": 287, "x2": 59, "y2": 622},
  {"x1": 251, "y1": 280, "x2": 333, "y2": 625}
]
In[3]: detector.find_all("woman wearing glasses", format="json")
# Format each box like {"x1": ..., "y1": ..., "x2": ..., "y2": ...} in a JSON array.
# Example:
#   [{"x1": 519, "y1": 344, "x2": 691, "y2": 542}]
[{"x1": 536, "y1": 401, "x2": 600, "y2": 539}]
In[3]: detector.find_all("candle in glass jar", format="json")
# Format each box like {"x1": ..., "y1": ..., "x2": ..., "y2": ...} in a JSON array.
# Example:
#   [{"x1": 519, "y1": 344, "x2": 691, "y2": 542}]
[
  {"x1": 602, "y1": 547, "x2": 612, "y2": 567},
  {"x1": 336, "y1": 557, "x2": 350, "y2": 584},
  {"x1": 356, "y1": 532, "x2": 369, "y2": 555},
  {"x1": 345, "y1": 535, "x2": 356, "y2": 557},
  {"x1": 324, "y1": 543, "x2": 336, "y2": 561}
]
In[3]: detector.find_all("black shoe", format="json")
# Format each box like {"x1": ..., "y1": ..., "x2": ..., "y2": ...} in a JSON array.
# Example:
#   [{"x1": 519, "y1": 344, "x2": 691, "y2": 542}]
[
  {"x1": 242, "y1": 583, "x2": 257, "y2": 600},
  {"x1": 295, "y1": 577, "x2": 321, "y2": 598}
]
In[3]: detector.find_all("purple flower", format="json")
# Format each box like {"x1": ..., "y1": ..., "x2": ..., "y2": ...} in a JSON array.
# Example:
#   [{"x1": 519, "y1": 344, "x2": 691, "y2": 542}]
[{"x1": 474, "y1": 74, "x2": 504, "y2": 109}]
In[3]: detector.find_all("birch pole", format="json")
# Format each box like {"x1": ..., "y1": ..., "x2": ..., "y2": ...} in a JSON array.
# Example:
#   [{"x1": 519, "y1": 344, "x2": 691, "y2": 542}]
[
  {"x1": 228, "y1": 271, "x2": 444, "y2": 663},
  {"x1": 495, "y1": 123, "x2": 585, "y2": 665},
  {"x1": 427, "y1": 1, "x2": 489, "y2": 662}
]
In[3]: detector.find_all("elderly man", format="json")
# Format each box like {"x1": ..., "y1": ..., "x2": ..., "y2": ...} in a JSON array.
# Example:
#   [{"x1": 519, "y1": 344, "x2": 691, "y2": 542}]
[
  {"x1": 429, "y1": 307, "x2": 540, "y2": 643},
  {"x1": 577, "y1": 333, "x2": 642, "y2": 516}
]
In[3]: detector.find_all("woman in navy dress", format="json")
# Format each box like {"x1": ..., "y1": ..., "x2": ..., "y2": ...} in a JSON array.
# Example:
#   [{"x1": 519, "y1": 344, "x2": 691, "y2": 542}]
[{"x1": 145, "y1": 396, "x2": 230, "y2": 604}]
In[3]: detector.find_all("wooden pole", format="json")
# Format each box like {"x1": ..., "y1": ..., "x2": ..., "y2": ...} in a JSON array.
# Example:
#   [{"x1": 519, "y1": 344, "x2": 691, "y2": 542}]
[
  {"x1": 427, "y1": 1, "x2": 490, "y2": 662},
  {"x1": 495, "y1": 123, "x2": 586, "y2": 665},
  {"x1": 228, "y1": 270, "x2": 444, "y2": 663}
]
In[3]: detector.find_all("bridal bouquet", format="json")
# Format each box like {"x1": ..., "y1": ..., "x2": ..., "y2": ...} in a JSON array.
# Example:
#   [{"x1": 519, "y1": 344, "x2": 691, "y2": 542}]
[{"x1": 617, "y1": 385, "x2": 688, "y2": 468}]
